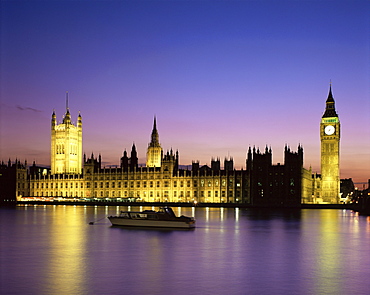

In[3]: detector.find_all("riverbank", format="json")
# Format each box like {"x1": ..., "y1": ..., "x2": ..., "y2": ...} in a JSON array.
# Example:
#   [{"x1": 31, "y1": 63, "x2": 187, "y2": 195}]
[{"x1": 13, "y1": 200, "x2": 351, "y2": 210}]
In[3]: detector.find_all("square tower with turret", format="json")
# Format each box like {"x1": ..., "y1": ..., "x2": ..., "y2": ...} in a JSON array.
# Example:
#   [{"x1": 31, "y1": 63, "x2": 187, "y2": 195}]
[{"x1": 51, "y1": 95, "x2": 82, "y2": 174}]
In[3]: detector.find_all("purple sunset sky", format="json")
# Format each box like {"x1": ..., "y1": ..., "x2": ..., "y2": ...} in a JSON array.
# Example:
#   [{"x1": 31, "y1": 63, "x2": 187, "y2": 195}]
[{"x1": 1, "y1": 1, "x2": 369, "y2": 185}]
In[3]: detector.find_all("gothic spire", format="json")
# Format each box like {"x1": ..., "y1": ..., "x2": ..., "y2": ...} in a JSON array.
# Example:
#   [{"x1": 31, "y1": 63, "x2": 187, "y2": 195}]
[
  {"x1": 149, "y1": 116, "x2": 160, "y2": 147},
  {"x1": 66, "y1": 91, "x2": 69, "y2": 111},
  {"x1": 323, "y1": 84, "x2": 338, "y2": 118},
  {"x1": 62, "y1": 92, "x2": 71, "y2": 124},
  {"x1": 327, "y1": 84, "x2": 334, "y2": 102},
  {"x1": 51, "y1": 109, "x2": 56, "y2": 127}
]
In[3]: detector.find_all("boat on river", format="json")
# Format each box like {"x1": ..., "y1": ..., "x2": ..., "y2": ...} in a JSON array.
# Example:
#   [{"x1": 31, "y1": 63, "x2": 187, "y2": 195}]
[{"x1": 108, "y1": 206, "x2": 196, "y2": 228}]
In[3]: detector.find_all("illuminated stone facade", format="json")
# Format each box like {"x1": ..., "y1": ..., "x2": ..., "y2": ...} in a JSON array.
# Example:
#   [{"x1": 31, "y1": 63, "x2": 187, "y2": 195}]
[
  {"x1": 79, "y1": 153, "x2": 246, "y2": 203},
  {"x1": 146, "y1": 117, "x2": 162, "y2": 167},
  {"x1": 3, "y1": 96, "x2": 328, "y2": 206},
  {"x1": 320, "y1": 86, "x2": 340, "y2": 203},
  {"x1": 21, "y1": 144, "x2": 308, "y2": 206},
  {"x1": 11, "y1": 111, "x2": 310, "y2": 206},
  {"x1": 51, "y1": 106, "x2": 82, "y2": 175}
]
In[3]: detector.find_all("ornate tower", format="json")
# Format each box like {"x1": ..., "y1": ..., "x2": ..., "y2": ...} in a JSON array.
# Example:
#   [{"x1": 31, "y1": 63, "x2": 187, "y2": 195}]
[
  {"x1": 51, "y1": 93, "x2": 83, "y2": 174},
  {"x1": 146, "y1": 117, "x2": 162, "y2": 167},
  {"x1": 130, "y1": 143, "x2": 138, "y2": 170},
  {"x1": 320, "y1": 85, "x2": 340, "y2": 203}
]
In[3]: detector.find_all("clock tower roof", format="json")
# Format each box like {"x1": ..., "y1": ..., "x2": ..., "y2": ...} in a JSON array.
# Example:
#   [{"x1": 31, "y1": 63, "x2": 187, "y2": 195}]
[{"x1": 322, "y1": 85, "x2": 338, "y2": 118}]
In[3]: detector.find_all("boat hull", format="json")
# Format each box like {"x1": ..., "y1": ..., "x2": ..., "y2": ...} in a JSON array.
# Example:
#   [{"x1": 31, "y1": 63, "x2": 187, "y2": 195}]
[{"x1": 108, "y1": 217, "x2": 195, "y2": 228}]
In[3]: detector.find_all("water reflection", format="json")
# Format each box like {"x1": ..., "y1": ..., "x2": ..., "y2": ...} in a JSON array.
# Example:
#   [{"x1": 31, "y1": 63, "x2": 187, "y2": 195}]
[
  {"x1": 235, "y1": 207, "x2": 240, "y2": 222},
  {"x1": 44, "y1": 206, "x2": 88, "y2": 294},
  {"x1": 242, "y1": 207, "x2": 302, "y2": 221},
  {"x1": 305, "y1": 210, "x2": 342, "y2": 294},
  {"x1": 1, "y1": 206, "x2": 370, "y2": 295}
]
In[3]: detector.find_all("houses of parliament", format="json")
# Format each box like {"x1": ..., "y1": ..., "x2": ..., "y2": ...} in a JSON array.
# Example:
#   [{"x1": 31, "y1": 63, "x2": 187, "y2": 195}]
[{"x1": 1, "y1": 87, "x2": 341, "y2": 206}]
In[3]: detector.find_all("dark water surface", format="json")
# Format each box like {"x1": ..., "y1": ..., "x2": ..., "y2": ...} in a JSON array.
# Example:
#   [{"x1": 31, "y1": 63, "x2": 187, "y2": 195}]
[{"x1": 1, "y1": 205, "x2": 369, "y2": 295}]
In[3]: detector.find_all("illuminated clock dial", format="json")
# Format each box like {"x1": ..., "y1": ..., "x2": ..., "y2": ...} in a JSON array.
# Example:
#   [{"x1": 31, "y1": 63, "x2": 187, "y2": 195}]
[{"x1": 324, "y1": 125, "x2": 335, "y2": 135}]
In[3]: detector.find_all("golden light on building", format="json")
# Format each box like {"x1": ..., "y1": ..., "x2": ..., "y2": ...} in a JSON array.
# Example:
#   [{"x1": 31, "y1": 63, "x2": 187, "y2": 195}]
[
  {"x1": 146, "y1": 117, "x2": 162, "y2": 168},
  {"x1": 9, "y1": 87, "x2": 344, "y2": 207},
  {"x1": 51, "y1": 93, "x2": 82, "y2": 175},
  {"x1": 320, "y1": 85, "x2": 341, "y2": 203}
]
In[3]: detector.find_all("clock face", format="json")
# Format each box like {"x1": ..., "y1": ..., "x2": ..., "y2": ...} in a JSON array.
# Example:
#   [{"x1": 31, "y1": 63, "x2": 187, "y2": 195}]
[{"x1": 324, "y1": 125, "x2": 335, "y2": 135}]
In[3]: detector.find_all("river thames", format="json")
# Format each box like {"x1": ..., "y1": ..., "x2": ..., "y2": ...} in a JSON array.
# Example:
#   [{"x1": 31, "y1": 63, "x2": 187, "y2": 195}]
[{"x1": 1, "y1": 205, "x2": 369, "y2": 295}]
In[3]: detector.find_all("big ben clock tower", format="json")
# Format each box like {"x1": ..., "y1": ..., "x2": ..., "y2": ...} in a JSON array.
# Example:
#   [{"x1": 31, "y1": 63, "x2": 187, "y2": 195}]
[{"x1": 320, "y1": 85, "x2": 340, "y2": 203}]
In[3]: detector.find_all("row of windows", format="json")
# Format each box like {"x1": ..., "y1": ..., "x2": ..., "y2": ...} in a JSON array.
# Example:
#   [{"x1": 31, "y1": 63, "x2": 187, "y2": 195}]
[
  {"x1": 90, "y1": 180, "x2": 237, "y2": 189},
  {"x1": 69, "y1": 144, "x2": 79, "y2": 155},
  {"x1": 17, "y1": 183, "x2": 26, "y2": 189},
  {"x1": 43, "y1": 190, "x2": 234, "y2": 199},
  {"x1": 32, "y1": 192, "x2": 84, "y2": 197},
  {"x1": 55, "y1": 143, "x2": 79, "y2": 155},
  {"x1": 107, "y1": 190, "x2": 238, "y2": 200},
  {"x1": 84, "y1": 173, "x2": 240, "y2": 181},
  {"x1": 85, "y1": 174, "x2": 164, "y2": 180},
  {"x1": 28, "y1": 179, "x2": 242, "y2": 190},
  {"x1": 26, "y1": 190, "x2": 242, "y2": 202},
  {"x1": 29, "y1": 189, "x2": 240, "y2": 197},
  {"x1": 56, "y1": 144, "x2": 65, "y2": 154},
  {"x1": 30, "y1": 182, "x2": 84, "y2": 189}
]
